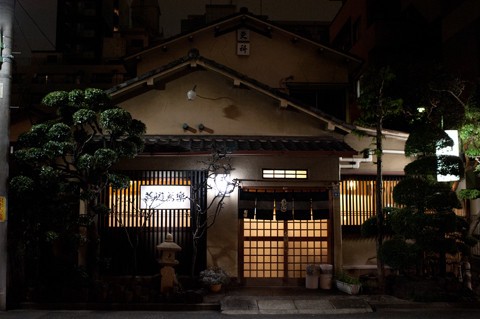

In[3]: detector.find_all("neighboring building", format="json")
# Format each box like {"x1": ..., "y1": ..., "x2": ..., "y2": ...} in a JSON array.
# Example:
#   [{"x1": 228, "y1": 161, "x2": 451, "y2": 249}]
[
  {"x1": 329, "y1": 0, "x2": 480, "y2": 108},
  {"x1": 330, "y1": 0, "x2": 480, "y2": 263}
]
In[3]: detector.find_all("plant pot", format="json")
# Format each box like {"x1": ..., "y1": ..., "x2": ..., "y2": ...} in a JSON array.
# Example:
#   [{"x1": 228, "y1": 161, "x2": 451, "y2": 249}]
[
  {"x1": 335, "y1": 280, "x2": 361, "y2": 295},
  {"x1": 210, "y1": 284, "x2": 222, "y2": 293}
]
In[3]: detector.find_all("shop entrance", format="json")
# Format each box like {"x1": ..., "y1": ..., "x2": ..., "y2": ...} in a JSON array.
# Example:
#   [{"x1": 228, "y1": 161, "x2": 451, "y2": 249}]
[{"x1": 238, "y1": 188, "x2": 332, "y2": 286}]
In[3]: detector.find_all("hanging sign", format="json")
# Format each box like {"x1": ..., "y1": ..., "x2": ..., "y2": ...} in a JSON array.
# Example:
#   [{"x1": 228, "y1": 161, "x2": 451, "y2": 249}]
[
  {"x1": 237, "y1": 28, "x2": 250, "y2": 56},
  {"x1": 140, "y1": 185, "x2": 191, "y2": 209}
]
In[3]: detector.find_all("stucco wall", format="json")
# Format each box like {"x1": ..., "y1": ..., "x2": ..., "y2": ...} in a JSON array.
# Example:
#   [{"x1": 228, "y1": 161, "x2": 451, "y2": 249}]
[
  {"x1": 135, "y1": 24, "x2": 349, "y2": 88},
  {"x1": 119, "y1": 70, "x2": 344, "y2": 138},
  {"x1": 115, "y1": 154, "x2": 340, "y2": 277},
  {"x1": 342, "y1": 238, "x2": 377, "y2": 266}
]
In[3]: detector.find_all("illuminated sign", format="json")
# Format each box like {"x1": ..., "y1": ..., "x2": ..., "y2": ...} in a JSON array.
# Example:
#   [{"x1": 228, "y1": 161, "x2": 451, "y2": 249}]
[
  {"x1": 140, "y1": 185, "x2": 191, "y2": 209},
  {"x1": 436, "y1": 130, "x2": 460, "y2": 182}
]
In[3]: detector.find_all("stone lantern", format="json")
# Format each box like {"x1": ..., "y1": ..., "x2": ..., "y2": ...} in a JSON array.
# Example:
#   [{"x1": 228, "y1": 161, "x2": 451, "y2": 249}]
[{"x1": 157, "y1": 233, "x2": 182, "y2": 294}]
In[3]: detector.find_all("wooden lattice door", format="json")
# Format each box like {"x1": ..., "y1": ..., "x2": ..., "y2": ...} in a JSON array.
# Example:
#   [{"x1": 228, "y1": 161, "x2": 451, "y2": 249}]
[{"x1": 239, "y1": 188, "x2": 332, "y2": 286}]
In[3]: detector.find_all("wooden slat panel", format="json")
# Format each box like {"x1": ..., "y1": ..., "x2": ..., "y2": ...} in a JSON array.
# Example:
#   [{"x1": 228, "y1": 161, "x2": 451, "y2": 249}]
[
  {"x1": 340, "y1": 176, "x2": 403, "y2": 226},
  {"x1": 98, "y1": 170, "x2": 207, "y2": 276}
]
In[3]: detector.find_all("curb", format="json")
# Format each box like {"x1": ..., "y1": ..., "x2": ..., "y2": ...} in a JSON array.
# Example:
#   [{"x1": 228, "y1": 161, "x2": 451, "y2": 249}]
[{"x1": 13, "y1": 302, "x2": 220, "y2": 312}]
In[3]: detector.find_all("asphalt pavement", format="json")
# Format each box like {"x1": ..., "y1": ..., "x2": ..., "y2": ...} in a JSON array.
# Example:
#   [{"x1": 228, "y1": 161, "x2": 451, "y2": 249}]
[{"x1": 2, "y1": 285, "x2": 480, "y2": 317}]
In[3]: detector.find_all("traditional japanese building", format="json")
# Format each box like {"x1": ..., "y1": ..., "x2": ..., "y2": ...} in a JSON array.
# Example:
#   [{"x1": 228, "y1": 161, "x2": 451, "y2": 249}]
[{"x1": 100, "y1": 10, "x2": 410, "y2": 285}]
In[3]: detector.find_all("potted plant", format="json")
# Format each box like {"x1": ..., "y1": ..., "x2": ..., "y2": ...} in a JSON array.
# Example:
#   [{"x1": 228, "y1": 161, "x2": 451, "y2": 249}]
[
  {"x1": 199, "y1": 266, "x2": 230, "y2": 292},
  {"x1": 335, "y1": 272, "x2": 362, "y2": 295}
]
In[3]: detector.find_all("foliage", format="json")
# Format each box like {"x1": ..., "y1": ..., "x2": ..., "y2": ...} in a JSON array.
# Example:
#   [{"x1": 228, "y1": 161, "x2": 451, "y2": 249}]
[
  {"x1": 386, "y1": 107, "x2": 470, "y2": 276},
  {"x1": 355, "y1": 66, "x2": 404, "y2": 129},
  {"x1": 8, "y1": 89, "x2": 145, "y2": 297},
  {"x1": 459, "y1": 189, "x2": 480, "y2": 200},
  {"x1": 335, "y1": 272, "x2": 361, "y2": 285},
  {"x1": 378, "y1": 237, "x2": 418, "y2": 273},
  {"x1": 360, "y1": 207, "x2": 395, "y2": 238},
  {"x1": 199, "y1": 266, "x2": 230, "y2": 285}
]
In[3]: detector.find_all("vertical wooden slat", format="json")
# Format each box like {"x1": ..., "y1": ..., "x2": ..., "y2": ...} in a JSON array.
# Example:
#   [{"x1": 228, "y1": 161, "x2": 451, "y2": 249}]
[
  {"x1": 339, "y1": 176, "x2": 403, "y2": 226},
  {"x1": 98, "y1": 169, "x2": 206, "y2": 276}
]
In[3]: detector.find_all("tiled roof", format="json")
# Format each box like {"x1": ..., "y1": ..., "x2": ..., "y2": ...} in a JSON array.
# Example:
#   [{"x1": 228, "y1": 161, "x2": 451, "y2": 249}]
[{"x1": 142, "y1": 135, "x2": 357, "y2": 156}]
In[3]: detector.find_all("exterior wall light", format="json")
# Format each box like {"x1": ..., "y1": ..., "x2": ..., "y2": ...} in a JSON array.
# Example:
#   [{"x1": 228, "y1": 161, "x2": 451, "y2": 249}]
[{"x1": 187, "y1": 85, "x2": 197, "y2": 100}]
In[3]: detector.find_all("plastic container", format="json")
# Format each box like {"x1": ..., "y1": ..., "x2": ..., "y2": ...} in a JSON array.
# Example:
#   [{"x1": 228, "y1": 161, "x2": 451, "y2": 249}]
[
  {"x1": 319, "y1": 274, "x2": 332, "y2": 289},
  {"x1": 319, "y1": 264, "x2": 333, "y2": 274}
]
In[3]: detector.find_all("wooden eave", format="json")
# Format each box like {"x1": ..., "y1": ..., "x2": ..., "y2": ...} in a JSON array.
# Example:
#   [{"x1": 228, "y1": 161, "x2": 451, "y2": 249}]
[{"x1": 124, "y1": 12, "x2": 362, "y2": 68}]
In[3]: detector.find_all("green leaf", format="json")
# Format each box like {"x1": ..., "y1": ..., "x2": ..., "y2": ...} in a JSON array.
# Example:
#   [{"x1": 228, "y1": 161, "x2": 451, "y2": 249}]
[
  {"x1": 108, "y1": 173, "x2": 130, "y2": 190},
  {"x1": 47, "y1": 123, "x2": 72, "y2": 141},
  {"x1": 93, "y1": 148, "x2": 117, "y2": 170},
  {"x1": 9, "y1": 175, "x2": 36, "y2": 195},
  {"x1": 42, "y1": 91, "x2": 69, "y2": 108},
  {"x1": 100, "y1": 108, "x2": 132, "y2": 134},
  {"x1": 77, "y1": 154, "x2": 94, "y2": 172},
  {"x1": 73, "y1": 109, "x2": 97, "y2": 125},
  {"x1": 84, "y1": 88, "x2": 111, "y2": 111}
]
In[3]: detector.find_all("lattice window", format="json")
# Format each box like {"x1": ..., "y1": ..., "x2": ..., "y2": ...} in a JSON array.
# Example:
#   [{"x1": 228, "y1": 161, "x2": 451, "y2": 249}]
[
  {"x1": 339, "y1": 176, "x2": 402, "y2": 226},
  {"x1": 262, "y1": 169, "x2": 308, "y2": 179}
]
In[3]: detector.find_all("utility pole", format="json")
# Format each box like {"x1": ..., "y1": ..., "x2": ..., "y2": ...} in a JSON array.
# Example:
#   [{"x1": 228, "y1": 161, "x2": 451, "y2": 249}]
[{"x1": 0, "y1": 0, "x2": 14, "y2": 311}]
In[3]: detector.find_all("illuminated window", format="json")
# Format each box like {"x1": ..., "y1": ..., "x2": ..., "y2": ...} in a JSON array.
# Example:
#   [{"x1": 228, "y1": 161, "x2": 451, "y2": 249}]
[
  {"x1": 106, "y1": 176, "x2": 192, "y2": 228},
  {"x1": 263, "y1": 169, "x2": 308, "y2": 179},
  {"x1": 339, "y1": 176, "x2": 402, "y2": 226}
]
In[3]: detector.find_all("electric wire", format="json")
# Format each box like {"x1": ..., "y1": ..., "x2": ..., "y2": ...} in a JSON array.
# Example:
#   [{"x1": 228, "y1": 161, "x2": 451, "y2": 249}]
[{"x1": 16, "y1": 0, "x2": 56, "y2": 50}]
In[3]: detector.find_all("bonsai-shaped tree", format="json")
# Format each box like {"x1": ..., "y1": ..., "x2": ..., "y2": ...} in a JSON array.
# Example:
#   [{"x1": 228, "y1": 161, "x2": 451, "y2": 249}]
[
  {"x1": 390, "y1": 115, "x2": 467, "y2": 276},
  {"x1": 10, "y1": 88, "x2": 146, "y2": 284}
]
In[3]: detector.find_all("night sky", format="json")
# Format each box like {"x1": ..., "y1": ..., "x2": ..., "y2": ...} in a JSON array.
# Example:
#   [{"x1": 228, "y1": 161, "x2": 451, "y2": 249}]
[{"x1": 13, "y1": 0, "x2": 342, "y2": 56}]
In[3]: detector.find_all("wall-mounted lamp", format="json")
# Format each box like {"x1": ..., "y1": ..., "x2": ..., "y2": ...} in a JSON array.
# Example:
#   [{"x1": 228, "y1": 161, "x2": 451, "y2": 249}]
[{"x1": 187, "y1": 85, "x2": 197, "y2": 100}]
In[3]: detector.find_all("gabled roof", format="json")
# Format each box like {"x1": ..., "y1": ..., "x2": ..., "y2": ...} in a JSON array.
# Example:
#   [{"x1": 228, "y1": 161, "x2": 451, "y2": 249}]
[
  {"x1": 124, "y1": 9, "x2": 362, "y2": 69},
  {"x1": 107, "y1": 48, "x2": 356, "y2": 135}
]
